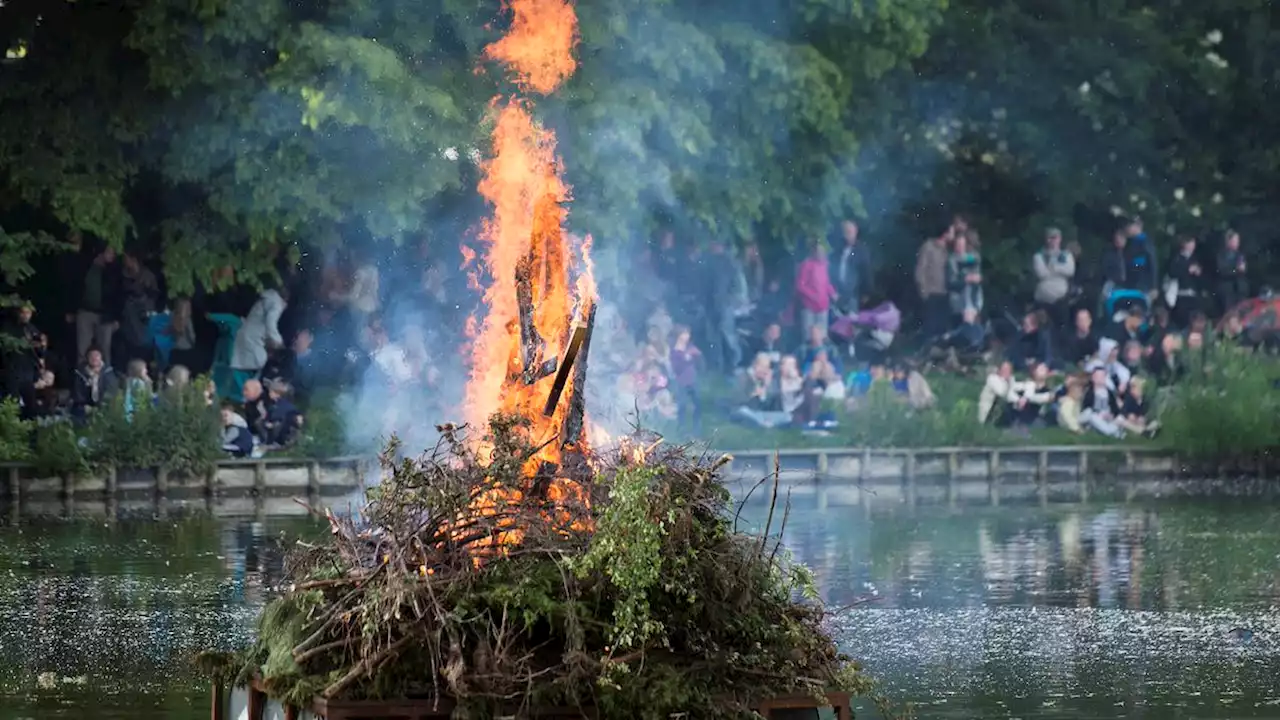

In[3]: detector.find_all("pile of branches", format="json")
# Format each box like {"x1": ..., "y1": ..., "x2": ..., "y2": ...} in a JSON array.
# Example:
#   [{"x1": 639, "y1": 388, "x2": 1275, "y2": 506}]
[{"x1": 200, "y1": 414, "x2": 869, "y2": 718}]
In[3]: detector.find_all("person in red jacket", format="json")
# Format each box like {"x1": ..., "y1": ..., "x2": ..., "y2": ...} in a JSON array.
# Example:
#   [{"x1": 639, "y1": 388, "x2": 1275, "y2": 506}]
[{"x1": 795, "y1": 241, "x2": 837, "y2": 339}]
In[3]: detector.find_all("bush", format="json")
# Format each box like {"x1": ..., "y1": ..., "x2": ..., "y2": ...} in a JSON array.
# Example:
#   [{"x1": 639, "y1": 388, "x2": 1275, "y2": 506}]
[
  {"x1": 82, "y1": 385, "x2": 222, "y2": 475},
  {"x1": 1158, "y1": 344, "x2": 1280, "y2": 460},
  {"x1": 31, "y1": 422, "x2": 88, "y2": 477},
  {"x1": 0, "y1": 399, "x2": 32, "y2": 463}
]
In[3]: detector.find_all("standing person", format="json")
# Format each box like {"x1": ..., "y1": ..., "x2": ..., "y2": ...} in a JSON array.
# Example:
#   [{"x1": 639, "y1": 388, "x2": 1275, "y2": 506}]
[
  {"x1": 1164, "y1": 235, "x2": 1202, "y2": 329},
  {"x1": 165, "y1": 297, "x2": 200, "y2": 372},
  {"x1": 1099, "y1": 226, "x2": 1128, "y2": 315},
  {"x1": 2, "y1": 304, "x2": 43, "y2": 418},
  {"x1": 946, "y1": 229, "x2": 983, "y2": 317},
  {"x1": 668, "y1": 325, "x2": 703, "y2": 435},
  {"x1": 68, "y1": 243, "x2": 121, "y2": 364},
  {"x1": 231, "y1": 286, "x2": 288, "y2": 398},
  {"x1": 1123, "y1": 216, "x2": 1158, "y2": 299},
  {"x1": 914, "y1": 226, "x2": 950, "y2": 339},
  {"x1": 1215, "y1": 229, "x2": 1248, "y2": 317},
  {"x1": 118, "y1": 253, "x2": 159, "y2": 366},
  {"x1": 1033, "y1": 227, "x2": 1076, "y2": 329},
  {"x1": 830, "y1": 219, "x2": 871, "y2": 315},
  {"x1": 703, "y1": 240, "x2": 743, "y2": 373},
  {"x1": 794, "y1": 240, "x2": 837, "y2": 339}
]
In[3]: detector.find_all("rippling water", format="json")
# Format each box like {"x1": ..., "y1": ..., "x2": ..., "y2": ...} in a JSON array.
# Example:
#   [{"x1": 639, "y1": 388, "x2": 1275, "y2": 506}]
[{"x1": 1, "y1": 485, "x2": 1279, "y2": 718}]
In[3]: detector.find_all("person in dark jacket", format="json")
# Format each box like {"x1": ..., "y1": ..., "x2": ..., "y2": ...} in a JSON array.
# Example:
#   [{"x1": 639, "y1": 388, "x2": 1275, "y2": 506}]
[
  {"x1": 71, "y1": 348, "x2": 120, "y2": 418},
  {"x1": 1122, "y1": 217, "x2": 1158, "y2": 295},
  {"x1": 1215, "y1": 229, "x2": 1248, "y2": 317},
  {"x1": 1099, "y1": 227, "x2": 1128, "y2": 309},
  {"x1": 1059, "y1": 308, "x2": 1098, "y2": 367},
  {"x1": 1007, "y1": 310, "x2": 1055, "y2": 370},
  {"x1": 259, "y1": 329, "x2": 317, "y2": 410},
  {"x1": 239, "y1": 378, "x2": 267, "y2": 440},
  {"x1": 260, "y1": 379, "x2": 302, "y2": 447},
  {"x1": 2, "y1": 304, "x2": 44, "y2": 417},
  {"x1": 1164, "y1": 236, "x2": 1202, "y2": 328},
  {"x1": 67, "y1": 241, "x2": 122, "y2": 364},
  {"x1": 830, "y1": 219, "x2": 872, "y2": 315}
]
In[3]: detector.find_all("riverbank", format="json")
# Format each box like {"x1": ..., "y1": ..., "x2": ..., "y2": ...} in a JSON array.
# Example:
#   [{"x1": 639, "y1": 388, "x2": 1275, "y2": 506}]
[{"x1": 4, "y1": 443, "x2": 1278, "y2": 519}]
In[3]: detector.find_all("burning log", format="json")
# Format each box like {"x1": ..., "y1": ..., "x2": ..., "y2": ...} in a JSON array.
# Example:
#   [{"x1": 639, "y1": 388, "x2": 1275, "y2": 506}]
[
  {"x1": 560, "y1": 301, "x2": 595, "y2": 448},
  {"x1": 515, "y1": 254, "x2": 558, "y2": 385}
]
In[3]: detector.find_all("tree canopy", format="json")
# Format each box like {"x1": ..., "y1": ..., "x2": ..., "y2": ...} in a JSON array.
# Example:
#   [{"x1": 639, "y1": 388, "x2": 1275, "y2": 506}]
[{"x1": 1, "y1": 0, "x2": 1279, "y2": 295}]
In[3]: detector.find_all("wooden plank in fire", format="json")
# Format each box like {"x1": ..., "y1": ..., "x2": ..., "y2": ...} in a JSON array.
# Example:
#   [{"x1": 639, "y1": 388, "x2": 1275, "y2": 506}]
[
  {"x1": 542, "y1": 312, "x2": 589, "y2": 418},
  {"x1": 516, "y1": 255, "x2": 557, "y2": 385},
  {"x1": 559, "y1": 302, "x2": 596, "y2": 448}
]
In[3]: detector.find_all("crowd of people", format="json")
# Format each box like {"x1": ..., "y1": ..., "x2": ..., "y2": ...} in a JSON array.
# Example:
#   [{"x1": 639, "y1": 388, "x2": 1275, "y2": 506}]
[{"x1": 0, "y1": 211, "x2": 1271, "y2": 457}]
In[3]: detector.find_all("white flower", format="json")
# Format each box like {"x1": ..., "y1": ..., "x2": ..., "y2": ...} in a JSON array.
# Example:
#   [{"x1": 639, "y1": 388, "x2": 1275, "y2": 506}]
[
  {"x1": 1079, "y1": 82, "x2": 1091, "y2": 94},
  {"x1": 1092, "y1": 121, "x2": 1103, "y2": 131},
  {"x1": 1190, "y1": 206, "x2": 1202, "y2": 217},
  {"x1": 1206, "y1": 29, "x2": 1223, "y2": 45},
  {"x1": 980, "y1": 153, "x2": 995, "y2": 165},
  {"x1": 1205, "y1": 51, "x2": 1228, "y2": 69},
  {"x1": 467, "y1": 147, "x2": 482, "y2": 163},
  {"x1": 1110, "y1": 206, "x2": 1123, "y2": 216},
  {"x1": 992, "y1": 108, "x2": 1007, "y2": 120},
  {"x1": 442, "y1": 147, "x2": 459, "y2": 161},
  {"x1": 1137, "y1": 166, "x2": 1147, "y2": 177},
  {"x1": 1129, "y1": 194, "x2": 1139, "y2": 203},
  {"x1": 1174, "y1": 188, "x2": 1185, "y2": 201},
  {"x1": 1138, "y1": 201, "x2": 1147, "y2": 211},
  {"x1": 1212, "y1": 193, "x2": 1223, "y2": 204}
]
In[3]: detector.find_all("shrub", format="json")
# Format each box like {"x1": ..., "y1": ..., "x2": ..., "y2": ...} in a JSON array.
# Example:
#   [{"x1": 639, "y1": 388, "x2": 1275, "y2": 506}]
[
  {"x1": 31, "y1": 422, "x2": 88, "y2": 477},
  {"x1": 0, "y1": 398, "x2": 32, "y2": 463},
  {"x1": 1158, "y1": 344, "x2": 1280, "y2": 460},
  {"x1": 82, "y1": 385, "x2": 222, "y2": 475}
]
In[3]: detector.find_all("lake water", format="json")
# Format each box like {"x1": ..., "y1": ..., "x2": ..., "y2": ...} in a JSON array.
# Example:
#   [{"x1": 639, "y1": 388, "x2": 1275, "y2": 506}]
[{"x1": 2, "y1": 487, "x2": 1279, "y2": 719}]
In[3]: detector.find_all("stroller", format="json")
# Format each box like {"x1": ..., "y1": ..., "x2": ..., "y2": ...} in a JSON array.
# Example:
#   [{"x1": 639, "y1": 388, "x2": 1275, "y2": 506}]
[
  {"x1": 1104, "y1": 288, "x2": 1152, "y2": 325},
  {"x1": 830, "y1": 302, "x2": 900, "y2": 365}
]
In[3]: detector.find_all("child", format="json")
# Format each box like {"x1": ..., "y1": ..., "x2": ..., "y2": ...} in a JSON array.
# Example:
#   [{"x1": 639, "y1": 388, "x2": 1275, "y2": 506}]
[
  {"x1": 1057, "y1": 375, "x2": 1084, "y2": 433},
  {"x1": 220, "y1": 401, "x2": 254, "y2": 457},
  {"x1": 1117, "y1": 376, "x2": 1158, "y2": 437}
]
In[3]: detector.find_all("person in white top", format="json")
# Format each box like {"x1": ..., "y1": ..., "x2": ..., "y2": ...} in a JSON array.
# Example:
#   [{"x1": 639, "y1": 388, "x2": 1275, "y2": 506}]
[{"x1": 231, "y1": 287, "x2": 287, "y2": 372}]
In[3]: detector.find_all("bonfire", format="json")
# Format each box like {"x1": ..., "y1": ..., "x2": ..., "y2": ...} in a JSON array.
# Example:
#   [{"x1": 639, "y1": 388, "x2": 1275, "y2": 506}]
[{"x1": 198, "y1": 0, "x2": 869, "y2": 716}]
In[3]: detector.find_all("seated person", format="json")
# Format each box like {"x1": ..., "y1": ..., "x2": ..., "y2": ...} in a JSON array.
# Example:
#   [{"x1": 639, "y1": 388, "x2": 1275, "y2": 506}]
[
  {"x1": 1147, "y1": 333, "x2": 1184, "y2": 385},
  {"x1": 1080, "y1": 367, "x2": 1126, "y2": 438},
  {"x1": 733, "y1": 352, "x2": 791, "y2": 428},
  {"x1": 260, "y1": 379, "x2": 303, "y2": 448},
  {"x1": 798, "y1": 325, "x2": 842, "y2": 377},
  {"x1": 240, "y1": 378, "x2": 267, "y2": 440},
  {"x1": 938, "y1": 307, "x2": 986, "y2": 352},
  {"x1": 1006, "y1": 362, "x2": 1055, "y2": 427},
  {"x1": 220, "y1": 401, "x2": 254, "y2": 458},
  {"x1": 846, "y1": 363, "x2": 886, "y2": 396},
  {"x1": 978, "y1": 361, "x2": 1019, "y2": 424},
  {"x1": 1059, "y1": 308, "x2": 1098, "y2": 367},
  {"x1": 259, "y1": 329, "x2": 318, "y2": 409},
  {"x1": 1057, "y1": 375, "x2": 1085, "y2": 433},
  {"x1": 72, "y1": 348, "x2": 119, "y2": 418},
  {"x1": 1120, "y1": 340, "x2": 1146, "y2": 379},
  {"x1": 747, "y1": 322, "x2": 786, "y2": 369},
  {"x1": 1086, "y1": 337, "x2": 1132, "y2": 394},
  {"x1": 806, "y1": 350, "x2": 845, "y2": 401},
  {"x1": 1007, "y1": 310, "x2": 1054, "y2": 370},
  {"x1": 1105, "y1": 307, "x2": 1145, "y2": 346},
  {"x1": 1116, "y1": 376, "x2": 1158, "y2": 437}
]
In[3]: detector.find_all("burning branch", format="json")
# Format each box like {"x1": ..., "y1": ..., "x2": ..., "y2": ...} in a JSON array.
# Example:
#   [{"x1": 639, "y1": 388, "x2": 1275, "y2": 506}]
[{"x1": 515, "y1": 252, "x2": 558, "y2": 385}]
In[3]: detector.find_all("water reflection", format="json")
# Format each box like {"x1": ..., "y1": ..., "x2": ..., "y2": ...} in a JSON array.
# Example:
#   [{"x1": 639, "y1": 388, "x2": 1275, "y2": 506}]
[
  {"x1": 738, "y1": 488, "x2": 1280, "y2": 717},
  {"x1": 0, "y1": 517, "x2": 305, "y2": 720}
]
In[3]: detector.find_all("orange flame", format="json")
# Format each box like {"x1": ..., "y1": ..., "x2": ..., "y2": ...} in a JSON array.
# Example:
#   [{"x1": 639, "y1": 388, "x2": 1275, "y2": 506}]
[{"x1": 458, "y1": 0, "x2": 594, "y2": 561}]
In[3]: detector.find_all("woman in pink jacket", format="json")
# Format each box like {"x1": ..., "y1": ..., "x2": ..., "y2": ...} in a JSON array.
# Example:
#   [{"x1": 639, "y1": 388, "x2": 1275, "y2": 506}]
[{"x1": 795, "y1": 241, "x2": 838, "y2": 338}]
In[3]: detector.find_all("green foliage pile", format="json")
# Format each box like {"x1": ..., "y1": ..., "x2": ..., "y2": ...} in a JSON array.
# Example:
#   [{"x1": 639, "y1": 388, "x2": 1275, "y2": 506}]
[
  {"x1": 1158, "y1": 344, "x2": 1280, "y2": 461},
  {"x1": 206, "y1": 416, "x2": 868, "y2": 718}
]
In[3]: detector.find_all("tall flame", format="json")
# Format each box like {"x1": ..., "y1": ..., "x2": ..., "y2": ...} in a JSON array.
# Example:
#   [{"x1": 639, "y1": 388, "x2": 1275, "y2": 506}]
[{"x1": 465, "y1": 0, "x2": 591, "y2": 469}]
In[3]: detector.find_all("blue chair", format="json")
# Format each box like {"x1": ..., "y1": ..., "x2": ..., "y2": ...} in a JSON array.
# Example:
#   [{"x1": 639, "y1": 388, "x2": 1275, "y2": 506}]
[{"x1": 1104, "y1": 288, "x2": 1151, "y2": 322}]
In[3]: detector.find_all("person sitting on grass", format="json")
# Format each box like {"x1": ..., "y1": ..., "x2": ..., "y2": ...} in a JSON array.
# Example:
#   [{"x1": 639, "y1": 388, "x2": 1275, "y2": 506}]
[
  {"x1": 260, "y1": 379, "x2": 303, "y2": 449},
  {"x1": 1087, "y1": 337, "x2": 1131, "y2": 394},
  {"x1": 1007, "y1": 361, "x2": 1055, "y2": 428},
  {"x1": 220, "y1": 400, "x2": 254, "y2": 458},
  {"x1": 1057, "y1": 375, "x2": 1085, "y2": 434},
  {"x1": 1147, "y1": 332, "x2": 1184, "y2": 385},
  {"x1": 1007, "y1": 310, "x2": 1054, "y2": 371},
  {"x1": 938, "y1": 307, "x2": 986, "y2": 354},
  {"x1": 798, "y1": 324, "x2": 842, "y2": 376},
  {"x1": 748, "y1": 322, "x2": 786, "y2": 369},
  {"x1": 1060, "y1": 308, "x2": 1098, "y2": 367},
  {"x1": 732, "y1": 352, "x2": 790, "y2": 429},
  {"x1": 806, "y1": 349, "x2": 846, "y2": 401},
  {"x1": 1080, "y1": 367, "x2": 1126, "y2": 438},
  {"x1": 776, "y1": 354, "x2": 806, "y2": 419},
  {"x1": 978, "y1": 360, "x2": 1019, "y2": 425},
  {"x1": 1116, "y1": 376, "x2": 1158, "y2": 437}
]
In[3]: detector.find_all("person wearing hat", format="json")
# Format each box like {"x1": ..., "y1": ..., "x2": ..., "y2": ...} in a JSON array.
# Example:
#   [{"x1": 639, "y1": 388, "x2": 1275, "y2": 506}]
[{"x1": 1033, "y1": 227, "x2": 1076, "y2": 330}]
